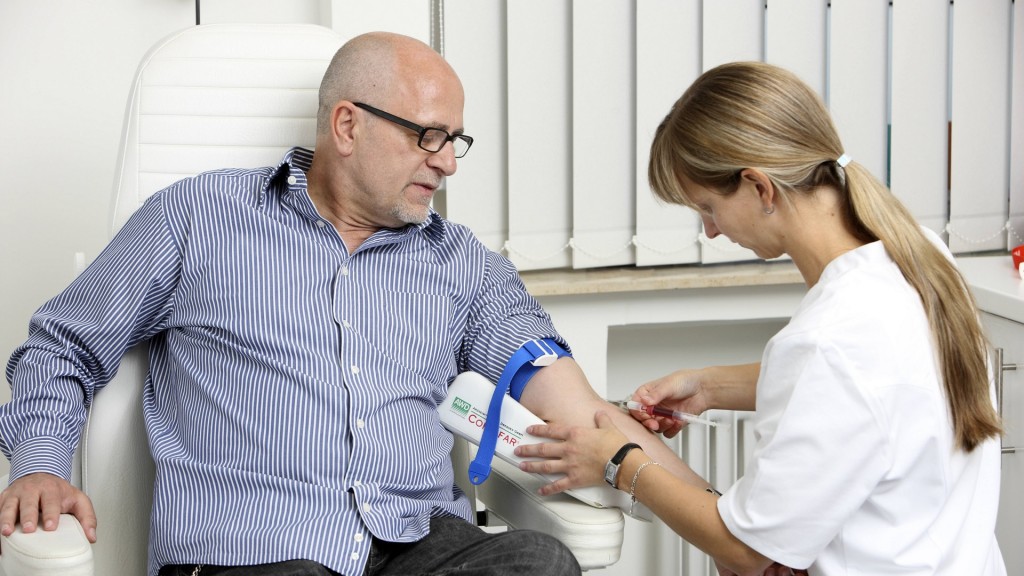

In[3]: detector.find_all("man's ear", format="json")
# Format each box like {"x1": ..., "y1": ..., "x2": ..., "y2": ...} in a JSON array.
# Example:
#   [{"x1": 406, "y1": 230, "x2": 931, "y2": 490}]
[
  {"x1": 740, "y1": 168, "x2": 776, "y2": 211},
  {"x1": 330, "y1": 101, "x2": 357, "y2": 156}
]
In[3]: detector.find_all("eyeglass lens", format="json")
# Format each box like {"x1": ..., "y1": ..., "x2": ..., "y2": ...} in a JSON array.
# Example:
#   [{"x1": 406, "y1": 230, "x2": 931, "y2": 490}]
[{"x1": 420, "y1": 128, "x2": 472, "y2": 158}]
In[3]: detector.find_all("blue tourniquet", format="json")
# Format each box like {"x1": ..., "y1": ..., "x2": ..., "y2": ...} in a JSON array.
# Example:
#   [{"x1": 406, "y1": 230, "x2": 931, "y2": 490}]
[{"x1": 467, "y1": 339, "x2": 570, "y2": 485}]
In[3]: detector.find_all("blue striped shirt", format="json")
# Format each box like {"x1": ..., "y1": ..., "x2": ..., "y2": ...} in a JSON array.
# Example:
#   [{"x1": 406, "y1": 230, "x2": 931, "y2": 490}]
[{"x1": 1, "y1": 147, "x2": 566, "y2": 576}]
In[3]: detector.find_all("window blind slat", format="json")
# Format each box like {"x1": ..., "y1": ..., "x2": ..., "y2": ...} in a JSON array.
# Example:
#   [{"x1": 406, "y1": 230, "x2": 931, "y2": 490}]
[
  {"x1": 948, "y1": 1, "x2": 1012, "y2": 253},
  {"x1": 702, "y1": 0, "x2": 764, "y2": 69},
  {"x1": 829, "y1": 0, "x2": 889, "y2": 191},
  {"x1": 890, "y1": 2, "x2": 949, "y2": 236},
  {"x1": 506, "y1": 0, "x2": 573, "y2": 270},
  {"x1": 1009, "y1": 0, "x2": 1024, "y2": 249},
  {"x1": 442, "y1": 0, "x2": 507, "y2": 252},
  {"x1": 765, "y1": 0, "x2": 826, "y2": 97},
  {"x1": 328, "y1": 0, "x2": 429, "y2": 44},
  {"x1": 634, "y1": 0, "x2": 702, "y2": 267},
  {"x1": 571, "y1": 0, "x2": 635, "y2": 269},
  {"x1": 699, "y1": 0, "x2": 764, "y2": 265}
]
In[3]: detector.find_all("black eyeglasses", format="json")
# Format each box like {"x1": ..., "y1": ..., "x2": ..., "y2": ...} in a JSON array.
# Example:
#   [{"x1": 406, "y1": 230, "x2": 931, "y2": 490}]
[{"x1": 353, "y1": 102, "x2": 473, "y2": 158}]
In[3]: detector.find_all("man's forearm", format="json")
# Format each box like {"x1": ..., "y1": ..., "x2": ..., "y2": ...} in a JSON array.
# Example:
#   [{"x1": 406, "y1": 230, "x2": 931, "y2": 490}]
[{"x1": 521, "y1": 358, "x2": 706, "y2": 486}]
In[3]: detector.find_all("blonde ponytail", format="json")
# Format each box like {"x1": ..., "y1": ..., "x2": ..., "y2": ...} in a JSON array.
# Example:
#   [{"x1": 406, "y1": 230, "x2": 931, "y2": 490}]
[{"x1": 843, "y1": 162, "x2": 1001, "y2": 451}]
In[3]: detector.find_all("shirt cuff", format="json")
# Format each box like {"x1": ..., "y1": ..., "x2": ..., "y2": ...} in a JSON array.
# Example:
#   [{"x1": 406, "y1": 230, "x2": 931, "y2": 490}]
[{"x1": 8, "y1": 436, "x2": 75, "y2": 483}]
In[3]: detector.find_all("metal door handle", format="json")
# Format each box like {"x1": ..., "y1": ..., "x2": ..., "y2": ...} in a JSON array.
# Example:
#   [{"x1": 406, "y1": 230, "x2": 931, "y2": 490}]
[{"x1": 996, "y1": 348, "x2": 1017, "y2": 454}]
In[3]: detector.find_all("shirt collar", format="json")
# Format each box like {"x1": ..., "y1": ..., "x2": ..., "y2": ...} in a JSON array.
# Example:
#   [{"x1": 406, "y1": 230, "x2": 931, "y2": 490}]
[{"x1": 268, "y1": 147, "x2": 448, "y2": 249}]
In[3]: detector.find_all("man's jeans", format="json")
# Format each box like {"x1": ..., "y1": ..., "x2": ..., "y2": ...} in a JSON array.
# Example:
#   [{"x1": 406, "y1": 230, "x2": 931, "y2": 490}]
[{"x1": 158, "y1": 515, "x2": 581, "y2": 576}]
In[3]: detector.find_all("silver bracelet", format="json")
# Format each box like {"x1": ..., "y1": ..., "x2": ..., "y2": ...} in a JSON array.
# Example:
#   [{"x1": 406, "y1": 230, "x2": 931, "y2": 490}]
[{"x1": 628, "y1": 460, "x2": 662, "y2": 516}]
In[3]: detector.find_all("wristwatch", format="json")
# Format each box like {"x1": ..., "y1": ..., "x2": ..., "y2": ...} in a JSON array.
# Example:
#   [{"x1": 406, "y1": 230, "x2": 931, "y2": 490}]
[{"x1": 604, "y1": 442, "x2": 641, "y2": 488}]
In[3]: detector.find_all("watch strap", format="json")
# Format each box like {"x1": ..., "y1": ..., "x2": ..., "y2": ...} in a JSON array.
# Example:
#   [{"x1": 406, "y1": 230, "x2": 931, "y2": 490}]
[
  {"x1": 610, "y1": 442, "x2": 641, "y2": 465},
  {"x1": 604, "y1": 442, "x2": 641, "y2": 488}
]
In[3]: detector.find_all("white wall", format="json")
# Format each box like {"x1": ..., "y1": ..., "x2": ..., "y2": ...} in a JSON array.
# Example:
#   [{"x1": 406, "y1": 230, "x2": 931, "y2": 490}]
[{"x1": 1, "y1": 1, "x2": 188, "y2": 378}]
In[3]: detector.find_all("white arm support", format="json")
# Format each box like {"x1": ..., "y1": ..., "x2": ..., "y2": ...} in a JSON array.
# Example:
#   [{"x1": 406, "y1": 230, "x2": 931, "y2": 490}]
[
  {"x1": 0, "y1": 513, "x2": 92, "y2": 576},
  {"x1": 475, "y1": 452, "x2": 624, "y2": 570},
  {"x1": 440, "y1": 371, "x2": 649, "y2": 518},
  {"x1": 442, "y1": 372, "x2": 626, "y2": 570}
]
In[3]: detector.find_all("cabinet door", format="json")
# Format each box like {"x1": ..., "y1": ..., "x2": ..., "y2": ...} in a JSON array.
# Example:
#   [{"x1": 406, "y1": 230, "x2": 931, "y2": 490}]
[{"x1": 982, "y1": 312, "x2": 1023, "y2": 574}]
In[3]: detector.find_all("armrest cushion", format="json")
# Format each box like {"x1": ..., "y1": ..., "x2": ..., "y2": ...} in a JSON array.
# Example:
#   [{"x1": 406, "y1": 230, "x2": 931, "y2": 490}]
[
  {"x1": 0, "y1": 514, "x2": 93, "y2": 576},
  {"x1": 478, "y1": 458, "x2": 624, "y2": 571}
]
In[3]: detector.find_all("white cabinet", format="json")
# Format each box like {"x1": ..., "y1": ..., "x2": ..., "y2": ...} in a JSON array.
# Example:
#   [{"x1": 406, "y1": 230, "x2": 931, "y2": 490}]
[
  {"x1": 958, "y1": 255, "x2": 1024, "y2": 575},
  {"x1": 982, "y1": 312, "x2": 1023, "y2": 574}
]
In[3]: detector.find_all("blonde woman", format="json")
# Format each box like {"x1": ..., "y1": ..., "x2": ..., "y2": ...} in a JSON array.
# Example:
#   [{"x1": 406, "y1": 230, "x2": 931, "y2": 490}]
[{"x1": 516, "y1": 62, "x2": 1006, "y2": 576}]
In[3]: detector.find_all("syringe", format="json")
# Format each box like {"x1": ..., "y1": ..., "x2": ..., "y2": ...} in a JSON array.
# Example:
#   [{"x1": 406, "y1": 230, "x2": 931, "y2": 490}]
[{"x1": 625, "y1": 401, "x2": 718, "y2": 428}]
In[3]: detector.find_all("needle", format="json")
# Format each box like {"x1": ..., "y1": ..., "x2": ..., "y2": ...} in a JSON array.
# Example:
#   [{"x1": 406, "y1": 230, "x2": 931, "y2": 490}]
[{"x1": 625, "y1": 401, "x2": 718, "y2": 427}]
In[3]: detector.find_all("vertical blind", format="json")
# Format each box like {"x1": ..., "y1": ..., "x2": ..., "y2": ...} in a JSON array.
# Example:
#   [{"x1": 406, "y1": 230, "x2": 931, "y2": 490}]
[
  {"x1": 439, "y1": 0, "x2": 1023, "y2": 271},
  {"x1": 1014, "y1": 3, "x2": 1024, "y2": 249}
]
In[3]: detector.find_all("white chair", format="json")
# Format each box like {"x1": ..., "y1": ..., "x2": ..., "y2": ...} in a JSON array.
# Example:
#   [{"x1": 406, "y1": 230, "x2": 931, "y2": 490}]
[{"x1": 0, "y1": 23, "x2": 623, "y2": 576}]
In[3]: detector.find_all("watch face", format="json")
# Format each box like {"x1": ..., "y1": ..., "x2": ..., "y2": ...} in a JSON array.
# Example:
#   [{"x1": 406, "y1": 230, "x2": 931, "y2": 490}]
[{"x1": 604, "y1": 461, "x2": 617, "y2": 487}]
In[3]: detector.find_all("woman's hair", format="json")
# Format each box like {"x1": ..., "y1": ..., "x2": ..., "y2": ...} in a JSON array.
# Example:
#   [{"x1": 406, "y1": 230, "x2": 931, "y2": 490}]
[{"x1": 649, "y1": 61, "x2": 1001, "y2": 451}]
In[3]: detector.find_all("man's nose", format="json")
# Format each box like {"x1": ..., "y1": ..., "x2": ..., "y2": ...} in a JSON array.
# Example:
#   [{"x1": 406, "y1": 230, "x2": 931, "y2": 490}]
[{"x1": 427, "y1": 141, "x2": 458, "y2": 176}]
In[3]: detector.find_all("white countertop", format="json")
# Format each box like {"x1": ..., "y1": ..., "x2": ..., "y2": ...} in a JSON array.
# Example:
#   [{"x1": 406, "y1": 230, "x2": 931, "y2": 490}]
[
  {"x1": 520, "y1": 260, "x2": 803, "y2": 296},
  {"x1": 957, "y1": 254, "x2": 1024, "y2": 324},
  {"x1": 517, "y1": 254, "x2": 1022, "y2": 325}
]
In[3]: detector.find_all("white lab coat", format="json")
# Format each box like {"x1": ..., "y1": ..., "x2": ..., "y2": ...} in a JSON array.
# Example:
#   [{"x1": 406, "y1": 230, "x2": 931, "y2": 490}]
[{"x1": 717, "y1": 238, "x2": 1005, "y2": 575}]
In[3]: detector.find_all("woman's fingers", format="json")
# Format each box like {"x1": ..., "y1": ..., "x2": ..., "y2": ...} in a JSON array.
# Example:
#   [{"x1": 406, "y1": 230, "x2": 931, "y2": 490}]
[
  {"x1": 524, "y1": 423, "x2": 569, "y2": 441},
  {"x1": 516, "y1": 439, "x2": 563, "y2": 460}
]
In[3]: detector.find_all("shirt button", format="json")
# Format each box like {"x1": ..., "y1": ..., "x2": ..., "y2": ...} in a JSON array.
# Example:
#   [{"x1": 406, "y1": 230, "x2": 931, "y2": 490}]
[
  {"x1": 354, "y1": 533, "x2": 364, "y2": 543},
  {"x1": 356, "y1": 419, "x2": 365, "y2": 429},
  {"x1": 316, "y1": 220, "x2": 326, "y2": 228},
  {"x1": 350, "y1": 552, "x2": 360, "y2": 561},
  {"x1": 340, "y1": 266, "x2": 349, "y2": 276},
  {"x1": 353, "y1": 480, "x2": 362, "y2": 487},
  {"x1": 350, "y1": 365, "x2": 360, "y2": 375},
  {"x1": 287, "y1": 175, "x2": 297, "y2": 185},
  {"x1": 363, "y1": 503, "x2": 372, "y2": 513},
  {"x1": 342, "y1": 320, "x2": 351, "y2": 329}
]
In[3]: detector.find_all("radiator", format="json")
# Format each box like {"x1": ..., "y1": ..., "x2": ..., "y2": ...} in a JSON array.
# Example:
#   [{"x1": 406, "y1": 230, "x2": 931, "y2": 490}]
[{"x1": 679, "y1": 411, "x2": 756, "y2": 575}]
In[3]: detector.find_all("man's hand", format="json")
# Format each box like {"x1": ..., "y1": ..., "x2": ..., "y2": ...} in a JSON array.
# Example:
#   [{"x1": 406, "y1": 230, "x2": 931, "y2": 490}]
[{"x1": 0, "y1": 472, "x2": 97, "y2": 543}]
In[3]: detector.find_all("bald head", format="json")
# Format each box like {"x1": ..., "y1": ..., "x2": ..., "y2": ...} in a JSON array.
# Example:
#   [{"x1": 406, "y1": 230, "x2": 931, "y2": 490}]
[{"x1": 316, "y1": 32, "x2": 460, "y2": 135}]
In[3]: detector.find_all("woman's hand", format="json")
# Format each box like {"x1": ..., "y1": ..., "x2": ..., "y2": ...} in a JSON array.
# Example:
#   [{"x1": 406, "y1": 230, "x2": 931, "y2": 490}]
[
  {"x1": 514, "y1": 411, "x2": 630, "y2": 496},
  {"x1": 632, "y1": 369, "x2": 711, "y2": 438}
]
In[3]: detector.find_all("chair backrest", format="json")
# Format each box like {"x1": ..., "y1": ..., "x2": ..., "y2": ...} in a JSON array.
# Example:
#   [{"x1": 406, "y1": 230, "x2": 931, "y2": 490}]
[
  {"x1": 81, "y1": 23, "x2": 344, "y2": 575},
  {"x1": 111, "y1": 23, "x2": 343, "y2": 231}
]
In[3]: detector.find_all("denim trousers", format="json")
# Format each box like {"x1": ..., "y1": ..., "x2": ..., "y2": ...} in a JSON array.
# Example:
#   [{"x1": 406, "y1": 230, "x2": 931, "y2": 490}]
[{"x1": 158, "y1": 515, "x2": 581, "y2": 576}]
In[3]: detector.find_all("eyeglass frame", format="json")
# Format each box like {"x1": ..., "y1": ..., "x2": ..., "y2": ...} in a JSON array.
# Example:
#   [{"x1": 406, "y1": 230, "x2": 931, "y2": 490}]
[{"x1": 353, "y1": 102, "x2": 473, "y2": 158}]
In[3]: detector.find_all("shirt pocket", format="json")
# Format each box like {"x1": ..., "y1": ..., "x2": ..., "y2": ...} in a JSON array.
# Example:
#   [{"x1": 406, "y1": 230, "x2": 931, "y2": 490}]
[{"x1": 359, "y1": 290, "x2": 455, "y2": 382}]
